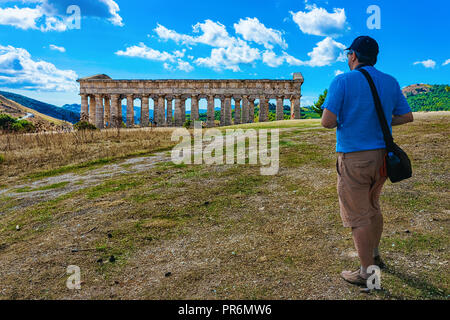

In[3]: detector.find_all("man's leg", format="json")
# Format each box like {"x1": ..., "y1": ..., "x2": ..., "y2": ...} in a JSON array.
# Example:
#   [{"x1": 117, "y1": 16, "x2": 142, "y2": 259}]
[
  {"x1": 371, "y1": 213, "x2": 383, "y2": 255},
  {"x1": 352, "y1": 224, "x2": 374, "y2": 270}
]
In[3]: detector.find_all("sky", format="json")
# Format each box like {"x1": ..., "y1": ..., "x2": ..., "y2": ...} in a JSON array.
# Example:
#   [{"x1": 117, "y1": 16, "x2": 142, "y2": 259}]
[{"x1": 0, "y1": 0, "x2": 448, "y2": 108}]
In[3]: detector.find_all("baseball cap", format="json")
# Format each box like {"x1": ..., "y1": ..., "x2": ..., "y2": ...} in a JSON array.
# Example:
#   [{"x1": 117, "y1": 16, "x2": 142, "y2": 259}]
[{"x1": 346, "y1": 36, "x2": 379, "y2": 65}]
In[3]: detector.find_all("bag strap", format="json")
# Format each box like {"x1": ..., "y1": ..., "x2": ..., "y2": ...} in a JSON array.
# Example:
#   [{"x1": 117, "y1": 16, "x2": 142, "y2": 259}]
[{"x1": 356, "y1": 67, "x2": 395, "y2": 149}]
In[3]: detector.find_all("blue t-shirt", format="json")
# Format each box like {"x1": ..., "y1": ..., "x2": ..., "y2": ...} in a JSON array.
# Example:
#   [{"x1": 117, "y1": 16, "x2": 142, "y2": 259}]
[{"x1": 322, "y1": 66, "x2": 411, "y2": 153}]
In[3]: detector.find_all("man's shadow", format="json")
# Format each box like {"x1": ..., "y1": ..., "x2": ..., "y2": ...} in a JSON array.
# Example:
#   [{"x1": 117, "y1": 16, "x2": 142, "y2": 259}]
[{"x1": 375, "y1": 265, "x2": 448, "y2": 299}]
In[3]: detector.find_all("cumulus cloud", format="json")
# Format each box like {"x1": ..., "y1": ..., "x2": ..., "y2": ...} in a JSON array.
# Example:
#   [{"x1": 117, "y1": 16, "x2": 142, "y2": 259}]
[
  {"x1": 303, "y1": 37, "x2": 346, "y2": 66},
  {"x1": 0, "y1": 6, "x2": 43, "y2": 30},
  {"x1": 413, "y1": 59, "x2": 436, "y2": 69},
  {"x1": 49, "y1": 44, "x2": 66, "y2": 52},
  {"x1": 155, "y1": 20, "x2": 236, "y2": 48},
  {"x1": 335, "y1": 69, "x2": 344, "y2": 76},
  {"x1": 195, "y1": 40, "x2": 260, "y2": 72},
  {"x1": 262, "y1": 37, "x2": 346, "y2": 68},
  {"x1": 145, "y1": 17, "x2": 345, "y2": 71},
  {"x1": 0, "y1": 0, "x2": 124, "y2": 31},
  {"x1": 234, "y1": 17, "x2": 287, "y2": 49},
  {"x1": 443, "y1": 59, "x2": 450, "y2": 66},
  {"x1": 115, "y1": 43, "x2": 193, "y2": 72},
  {"x1": 0, "y1": 44, "x2": 78, "y2": 91},
  {"x1": 99, "y1": 0, "x2": 123, "y2": 26},
  {"x1": 154, "y1": 20, "x2": 264, "y2": 72},
  {"x1": 290, "y1": 4, "x2": 347, "y2": 37}
]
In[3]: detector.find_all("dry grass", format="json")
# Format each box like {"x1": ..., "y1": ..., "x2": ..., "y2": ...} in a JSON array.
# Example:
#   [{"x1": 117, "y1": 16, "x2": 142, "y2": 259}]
[
  {"x1": 0, "y1": 112, "x2": 448, "y2": 300},
  {"x1": 0, "y1": 128, "x2": 178, "y2": 183}
]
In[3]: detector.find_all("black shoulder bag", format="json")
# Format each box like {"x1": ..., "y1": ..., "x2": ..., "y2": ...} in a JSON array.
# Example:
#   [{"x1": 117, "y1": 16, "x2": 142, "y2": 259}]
[{"x1": 357, "y1": 67, "x2": 412, "y2": 183}]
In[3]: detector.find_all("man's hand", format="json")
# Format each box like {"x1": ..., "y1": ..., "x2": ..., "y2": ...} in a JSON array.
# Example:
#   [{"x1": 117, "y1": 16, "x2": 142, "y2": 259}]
[
  {"x1": 321, "y1": 108, "x2": 338, "y2": 129},
  {"x1": 392, "y1": 112, "x2": 414, "y2": 126}
]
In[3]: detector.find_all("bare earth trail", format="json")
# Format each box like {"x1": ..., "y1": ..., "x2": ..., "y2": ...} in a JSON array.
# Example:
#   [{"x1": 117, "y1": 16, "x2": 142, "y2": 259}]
[{"x1": 0, "y1": 114, "x2": 448, "y2": 300}]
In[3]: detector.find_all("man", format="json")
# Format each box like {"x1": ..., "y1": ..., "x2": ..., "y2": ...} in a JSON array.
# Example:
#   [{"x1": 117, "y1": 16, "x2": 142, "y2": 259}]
[{"x1": 321, "y1": 36, "x2": 413, "y2": 286}]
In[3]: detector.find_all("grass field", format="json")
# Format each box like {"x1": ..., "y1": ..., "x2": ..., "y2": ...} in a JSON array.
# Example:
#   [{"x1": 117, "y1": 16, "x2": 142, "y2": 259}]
[{"x1": 0, "y1": 112, "x2": 448, "y2": 299}]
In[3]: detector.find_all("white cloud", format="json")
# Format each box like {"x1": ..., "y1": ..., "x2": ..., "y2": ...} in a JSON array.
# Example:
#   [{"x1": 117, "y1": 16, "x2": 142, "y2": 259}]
[
  {"x1": 443, "y1": 59, "x2": 450, "y2": 66},
  {"x1": 413, "y1": 59, "x2": 436, "y2": 69},
  {"x1": 0, "y1": 0, "x2": 123, "y2": 31},
  {"x1": 152, "y1": 17, "x2": 344, "y2": 71},
  {"x1": 155, "y1": 20, "x2": 236, "y2": 48},
  {"x1": 155, "y1": 20, "x2": 262, "y2": 72},
  {"x1": 290, "y1": 4, "x2": 347, "y2": 37},
  {"x1": 0, "y1": 44, "x2": 78, "y2": 91},
  {"x1": 304, "y1": 37, "x2": 346, "y2": 66},
  {"x1": 116, "y1": 43, "x2": 193, "y2": 72},
  {"x1": 99, "y1": 0, "x2": 124, "y2": 26},
  {"x1": 195, "y1": 39, "x2": 260, "y2": 72},
  {"x1": 262, "y1": 50, "x2": 285, "y2": 67},
  {"x1": 49, "y1": 44, "x2": 66, "y2": 53},
  {"x1": 176, "y1": 60, "x2": 194, "y2": 72},
  {"x1": 234, "y1": 17, "x2": 287, "y2": 49},
  {"x1": 335, "y1": 69, "x2": 344, "y2": 76},
  {"x1": 0, "y1": 6, "x2": 43, "y2": 30},
  {"x1": 262, "y1": 37, "x2": 346, "y2": 68}
]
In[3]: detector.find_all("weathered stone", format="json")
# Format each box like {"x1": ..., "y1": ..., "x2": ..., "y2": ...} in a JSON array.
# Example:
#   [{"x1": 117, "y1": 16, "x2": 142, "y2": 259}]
[{"x1": 77, "y1": 74, "x2": 304, "y2": 128}]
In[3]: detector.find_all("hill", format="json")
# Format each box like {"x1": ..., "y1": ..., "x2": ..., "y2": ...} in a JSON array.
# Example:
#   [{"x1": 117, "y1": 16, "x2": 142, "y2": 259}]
[
  {"x1": 402, "y1": 84, "x2": 449, "y2": 112},
  {"x1": 0, "y1": 91, "x2": 80, "y2": 124},
  {"x1": 0, "y1": 94, "x2": 72, "y2": 131}
]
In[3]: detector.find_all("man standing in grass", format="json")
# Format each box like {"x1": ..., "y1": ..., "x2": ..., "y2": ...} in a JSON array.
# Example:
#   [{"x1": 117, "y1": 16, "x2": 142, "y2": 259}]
[{"x1": 321, "y1": 36, "x2": 414, "y2": 286}]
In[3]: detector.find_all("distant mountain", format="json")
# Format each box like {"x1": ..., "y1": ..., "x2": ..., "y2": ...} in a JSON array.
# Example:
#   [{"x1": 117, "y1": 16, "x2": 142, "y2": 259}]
[
  {"x1": 402, "y1": 84, "x2": 450, "y2": 112},
  {"x1": 61, "y1": 103, "x2": 81, "y2": 114},
  {"x1": 0, "y1": 91, "x2": 80, "y2": 123}
]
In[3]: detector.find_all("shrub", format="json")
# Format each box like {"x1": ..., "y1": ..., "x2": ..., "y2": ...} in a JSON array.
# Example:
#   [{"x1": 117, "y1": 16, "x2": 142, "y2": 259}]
[
  {"x1": 74, "y1": 121, "x2": 97, "y2": 131},
  {"x1": 0, "y1": 113, "x2": 35, "y2": 132},
  {"x1": 0, "y1": 154, "x2": 4, "y2": 164}
]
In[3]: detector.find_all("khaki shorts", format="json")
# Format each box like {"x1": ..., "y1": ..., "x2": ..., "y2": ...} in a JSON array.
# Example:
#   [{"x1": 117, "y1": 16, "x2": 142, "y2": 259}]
[{"x1": 337, "y1": 149, "x2": 387, "y2": 228}]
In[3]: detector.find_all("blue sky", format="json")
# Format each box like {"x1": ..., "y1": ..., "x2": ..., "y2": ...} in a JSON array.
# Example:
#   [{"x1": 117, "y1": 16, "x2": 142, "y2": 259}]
[{"x1": 0, "y1": 0, "x2": 448, "y2": 107}]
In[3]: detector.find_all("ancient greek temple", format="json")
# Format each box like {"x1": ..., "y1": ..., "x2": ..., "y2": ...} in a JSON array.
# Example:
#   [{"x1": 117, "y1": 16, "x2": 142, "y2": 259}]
[{"x1": 77, "y1": 73, "x2": 304, "y2": 128}]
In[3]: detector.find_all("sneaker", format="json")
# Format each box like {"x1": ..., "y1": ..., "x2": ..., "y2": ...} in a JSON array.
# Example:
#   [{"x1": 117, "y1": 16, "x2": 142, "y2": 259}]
[
  {"x1": 374, "y1": 255, "x2": 386, "y2": 269},
  {"x1": 340, "y1": 269, "x2": 368, "y2": 286}
]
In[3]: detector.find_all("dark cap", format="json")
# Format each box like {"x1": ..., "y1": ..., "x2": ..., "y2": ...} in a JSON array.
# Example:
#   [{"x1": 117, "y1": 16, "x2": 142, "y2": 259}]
[{"x1": 346, "y1": 36, "x2": 379, "y2": 64}]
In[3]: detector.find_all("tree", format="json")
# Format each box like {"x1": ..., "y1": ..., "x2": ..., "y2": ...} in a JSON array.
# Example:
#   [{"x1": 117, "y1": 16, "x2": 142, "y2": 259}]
[{"x1": 312, "y1": 89, "x2": 327, "y2": 116}]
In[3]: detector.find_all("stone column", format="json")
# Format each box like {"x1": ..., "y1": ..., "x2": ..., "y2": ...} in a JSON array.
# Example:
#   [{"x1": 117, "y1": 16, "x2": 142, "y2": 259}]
[
  {"x1": 95, "y1": 94, "x2": 104, "y2": 129},
  {"x1": 141, "y1": 95, "x2": 150, "y2": 127},
  {"x1": 225, "y1": 96, "x2": 232, "y2": 126},
  {"x1": 180, "y1": 96, "x2": 186, "y2": 125},
  {"x1": 276, "y1": 96, "x2": 284, "y2": 121},
  {"x1": 89, "y1": 95, "x2": 96, "y2": 124},
  {"x1": 259, "y1": 96, "x2": 268, "y2": 122},
  {"x1": 104, "y1": 96, "x2": 111, "y2": 127},
  {"x1": 219, "y1": 96, "x2": 225, "y2": 126},
  {"x1": 158, "y1": 95, "x2": 165, "y2": 127},
  {"x1": 166, "y1": 96, "x2": 173, "y2": 126},
  {"x1": 191, "y1": 95, "x2": 199, "y2": 122},
  {"x1": 174, "y1": 95, "x2": 182, "y2": 127},
  {"x1": 207, "y1": 95, "x2": 215, "y2": 127},
  {"x1": 126, "y1": 94, "x2": 134, "y2": 127},
  {"x1": 110, "y1": 94, "x2": 120, "y2": 128},
  {"x1": 248, "y1": 97, "x2": 255, "y2": 123},
  {"x1": 234, "y1": 97, "x2": 242, "y2": 125},
  {"x1": 80, "y1": 94, "x2": 88, "y2": 122},
  {"x1": 291, "y1": 95, "x2": 301, "y2": 119}
]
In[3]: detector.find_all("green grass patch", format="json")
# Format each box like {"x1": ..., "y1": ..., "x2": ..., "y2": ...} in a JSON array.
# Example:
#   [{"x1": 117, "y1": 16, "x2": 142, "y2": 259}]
[
  {"x1": 382, "y1": 232, "x2": 446, "y2": 253},
  {"x1": 85, "y1": 177, "x2": 145, "y2": 199},
  {"x1": 14, "y1": 181, "x2": 70, "y2": 193}
]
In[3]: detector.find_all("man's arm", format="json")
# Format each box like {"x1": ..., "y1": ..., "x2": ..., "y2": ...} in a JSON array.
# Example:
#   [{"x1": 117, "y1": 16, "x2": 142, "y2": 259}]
[
  {"x1": 392, "y1": 112, "x2": 414, "y2": 126},
  {"x1": 321, "y1": 109, "x2": 338, "y2": 129}
]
